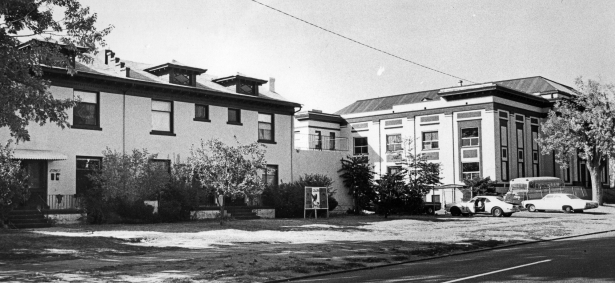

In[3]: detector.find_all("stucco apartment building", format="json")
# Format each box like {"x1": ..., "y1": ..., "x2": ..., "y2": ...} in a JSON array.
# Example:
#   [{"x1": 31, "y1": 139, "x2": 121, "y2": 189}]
[
  {"x1": 297, "y1": 77, "x2": 609, "y2": 206},
  {"x1": 1, "y1": 48, "x2": 301, "y2": 210}
]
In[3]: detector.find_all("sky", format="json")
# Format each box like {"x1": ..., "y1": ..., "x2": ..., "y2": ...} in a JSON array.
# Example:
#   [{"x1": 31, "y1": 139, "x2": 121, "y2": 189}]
[{"x1": 78, "y1": 0, "x2": 615, "y2": 114}]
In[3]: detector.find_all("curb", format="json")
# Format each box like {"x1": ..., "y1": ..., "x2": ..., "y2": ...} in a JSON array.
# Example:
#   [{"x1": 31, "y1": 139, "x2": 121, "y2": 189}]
[{"x1": 265, "y1": 229, "x2": 615, "y2": 283}]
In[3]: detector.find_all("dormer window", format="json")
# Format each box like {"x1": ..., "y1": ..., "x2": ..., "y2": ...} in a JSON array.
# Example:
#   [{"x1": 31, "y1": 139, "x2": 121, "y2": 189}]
[
  {"x1": 238, "y1": 79, "x2": 256, "y2": 95},
  {"x1": 144, "y1": 60, "x2": 206, "y2": 87},
  {"x1": 213, "y1": 74, "x2": 268, "y2": 96}
]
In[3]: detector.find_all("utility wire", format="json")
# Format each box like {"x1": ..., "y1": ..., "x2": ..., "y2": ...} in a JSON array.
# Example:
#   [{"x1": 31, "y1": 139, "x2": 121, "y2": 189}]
[{"x1": 249, "y1": 0, "x2": 477, "y2": 84}]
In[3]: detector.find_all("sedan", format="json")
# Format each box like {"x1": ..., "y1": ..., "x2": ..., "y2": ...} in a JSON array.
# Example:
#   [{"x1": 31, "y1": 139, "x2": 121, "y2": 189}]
[
  {"x1": 446, "y1": 196, "x2": 522, "y2": 217},
  {"x1": 522, "y1": 193, "x2": 599, "y2": 213}
]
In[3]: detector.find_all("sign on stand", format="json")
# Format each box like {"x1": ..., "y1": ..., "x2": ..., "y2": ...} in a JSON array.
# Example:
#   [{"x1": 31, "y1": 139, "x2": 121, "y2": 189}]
[{"x1": 304, "y1": 187, "x2": 329, "y2": 219}]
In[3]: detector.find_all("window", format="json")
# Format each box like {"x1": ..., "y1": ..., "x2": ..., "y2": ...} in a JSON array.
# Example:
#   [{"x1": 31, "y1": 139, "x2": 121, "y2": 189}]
[
  {"x1": 238, "y1": 79, "x2": 256, "y2": 95},
  {"x1": 73, "y1": 90, "x2": 100, "y2": 130},
  {"x1": 462, "y1": 162, "x2": 480, "y2": 180},
  {"x1": 516, "y1": 123, "x2": 524, "y2": 177},
  {"x1": 461, "y1": 128, "x2": 479, "y2": 147},
  {"x1": 532, "y1": 126, "x2": 539, "y2": 177},
  {"x1": 329, "y1": 132, "x2": 336, "y2": 150},
  {"x1": 262, "y1": 165, "x2": 278, "y2": 187},
  {"x1": 387, "y1": 166, "x2": 402, "y2": 175},
  {"x1": 354, "y1": 137, "x2": 368, "y2": 155},
  {"x1": 386, "y1": 134, "x2": 403, "y2": 152},
  {"x1": 227, "y1": 108, "x2": 242, "y2": 125},
  {"x1": 151, "y1": 100, "x2": 173, "y2": 135},
  {"x1": 422, "y1": 131, "x2": 439, "y2": 150},
  {"x1": 258, "y1": 113, "x2": 274, "y2": 142},
  {"x1": 194, "y1": 104, "x2": 209, "y2": 122},
  {"x1": 150, "y1": 159, "x2": 171, "y2": 174},
  {"x1": 76, "y1": 156, "x2": 101, "y2": 195},
  {"x1": 171, "y1": 71, "x2": 191, "y2": 85},
  {"x1": 501, "y1": 122, "x2": 509, "y2": 181}
]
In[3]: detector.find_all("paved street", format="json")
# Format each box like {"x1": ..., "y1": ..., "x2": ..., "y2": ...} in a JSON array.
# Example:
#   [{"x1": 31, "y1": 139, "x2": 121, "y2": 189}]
[{"x1": 297, "y1": 231, "x2": 615, "y2": 282}]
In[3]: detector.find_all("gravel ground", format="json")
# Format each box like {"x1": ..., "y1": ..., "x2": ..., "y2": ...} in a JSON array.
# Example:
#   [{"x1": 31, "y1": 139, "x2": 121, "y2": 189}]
[{"x1": 1, "y1": 205, "x2": 614, "y2": 282}]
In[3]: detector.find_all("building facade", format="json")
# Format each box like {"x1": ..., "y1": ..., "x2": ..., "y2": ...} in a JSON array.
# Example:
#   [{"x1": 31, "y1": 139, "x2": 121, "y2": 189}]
[
  {"x1": 1, "y1": 49, "x2": 300, "y2": 209},
  {"x1": 296, "y1": 77, "x2": 609, "y2": 206}
]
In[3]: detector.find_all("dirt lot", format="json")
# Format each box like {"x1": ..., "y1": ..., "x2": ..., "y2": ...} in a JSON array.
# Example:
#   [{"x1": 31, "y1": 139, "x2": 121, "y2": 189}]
[{"x1": 1, "y1": 205, "x2": 615, "y2": 283}]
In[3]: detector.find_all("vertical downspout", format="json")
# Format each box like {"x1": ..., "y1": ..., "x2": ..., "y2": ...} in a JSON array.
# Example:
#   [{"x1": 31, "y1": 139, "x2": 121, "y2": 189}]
[
  {"x1": 122, "y1": 84, "x2": 133, "y2": 155},
  {"x1": 451, "y1": 113, "x2": 456, "y2": 202},
  {"x1": 291, "y1": 115, "x2": 294, "y2": 182}
]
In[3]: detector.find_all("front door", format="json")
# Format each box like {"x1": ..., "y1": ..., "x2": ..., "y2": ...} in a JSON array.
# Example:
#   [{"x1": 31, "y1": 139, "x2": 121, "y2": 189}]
[{"x1": 21, "y1": 160, "x2": 47, "y2": 208}]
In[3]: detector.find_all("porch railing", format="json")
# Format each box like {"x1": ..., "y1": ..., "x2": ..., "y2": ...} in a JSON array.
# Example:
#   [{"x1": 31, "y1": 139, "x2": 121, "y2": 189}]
[
  {"x1": 295, "y1": 134, "x2": 348, "y2": 151},
  {"x1": 47, "y1": 194, "x2": 81, "y2": 210}
]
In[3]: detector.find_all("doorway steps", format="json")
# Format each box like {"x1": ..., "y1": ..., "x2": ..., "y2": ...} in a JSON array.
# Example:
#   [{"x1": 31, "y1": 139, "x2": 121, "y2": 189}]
[
  {"x1": 226, "y1": 207, "x2": 260, "y2": 220},
  {"x1": 7, "y1": 209, "x2": 52, "y2": 229}
]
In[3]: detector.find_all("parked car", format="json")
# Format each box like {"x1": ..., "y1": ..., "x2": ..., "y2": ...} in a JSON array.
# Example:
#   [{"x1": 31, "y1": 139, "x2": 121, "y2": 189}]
[
  {"x1": 446, "y1": 196, "x2": 522, "y2": 217},
  {"x1": 423, "y1": 202, "x2": 441, "y2": 215},
  {"x1": 521, "y1": 193, "x2": 599, "y2": 213}
]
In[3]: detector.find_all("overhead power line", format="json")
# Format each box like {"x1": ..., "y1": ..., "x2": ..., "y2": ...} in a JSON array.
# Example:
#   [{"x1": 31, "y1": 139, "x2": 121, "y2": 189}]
[{"x1": 249, "y1": 0, "x2": 477, "y2": 84}]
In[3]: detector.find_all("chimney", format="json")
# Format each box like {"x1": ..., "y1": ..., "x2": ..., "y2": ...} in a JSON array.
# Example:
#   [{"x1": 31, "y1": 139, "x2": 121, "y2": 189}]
[
  {"x1": 269, "y1": 77, "x2": 276, "y2": 92},
  {"x1": 105, "y1": 50, "x2": 114, "y2": 65}
]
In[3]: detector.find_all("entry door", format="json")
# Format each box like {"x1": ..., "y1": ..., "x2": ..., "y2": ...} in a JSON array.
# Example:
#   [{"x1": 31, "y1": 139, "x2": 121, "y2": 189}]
[
  {"x1": 22, "y1": 161, "x2": 47, "y2": 205},
  {"x1": 579, "y1": 163, "x2": 588, "y2": 188}
]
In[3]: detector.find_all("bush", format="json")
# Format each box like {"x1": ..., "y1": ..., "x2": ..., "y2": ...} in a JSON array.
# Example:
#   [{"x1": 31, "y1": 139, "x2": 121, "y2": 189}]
[{"x1": 262, "y1": 174, "x2": 337, "y2": 218}]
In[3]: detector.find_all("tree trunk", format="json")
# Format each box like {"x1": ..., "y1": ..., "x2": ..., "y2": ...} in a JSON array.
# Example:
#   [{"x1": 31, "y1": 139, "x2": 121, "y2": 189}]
[{"x1": 588, "y1": 166, "x2": 604, "y2": 205}]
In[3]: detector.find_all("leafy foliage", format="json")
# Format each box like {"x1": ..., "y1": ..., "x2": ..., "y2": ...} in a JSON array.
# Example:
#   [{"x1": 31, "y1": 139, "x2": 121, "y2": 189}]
[
  {"x1": 338, "y1": 155, "x2": 375, "y2": 214},
  {"x1": 261, "y1": 174, "x2": 337, "y2": 218},
  {"x1": 1, "y1": 0, "x2": 113, "y2": 141},
  {"x1": 537, "y1": 77, "x2": 615, "y2": 204},
  {"x1": 0, "y1": 141, "x2": 29, "y2": 226},
  {"x1": 463, "y1": 176, "x2": 498, "y2": 197},
  {"x1": 189, "y1": 138, "x2": 267, "y2": 220},
  {"x1": 83, "y1": 148, "x2": 171, "y2": 224},
  {"x1": 374, "y1": 170, "x2": 407, "y2": 218}
]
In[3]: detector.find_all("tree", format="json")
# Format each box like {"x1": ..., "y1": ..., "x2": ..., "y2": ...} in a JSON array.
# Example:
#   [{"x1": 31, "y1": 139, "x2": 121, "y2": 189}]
[
  {"x1": 0, "y1": 141, "x2": 30, "y2": 228},
  {"x1": 338, "y1": 155, "x2": 375, "y2": 214},
  {"x1": 374, "y1": 170, "x2": 407, "y2": 218},
  {"x1": 537, "y1": 77, "x2": 615, "y2": 205},
  {"x1": 463, "y1": 176, "x2": 497, "y2": 197},
  {"x1": 404, "y1": 147, "x2": 442, "y2": 214},
  {"x1": 189, "y1": 138, "x2": 266, "y2": 224},
  {"x1": 1, "y1": 0, "x2": 113, "y2": 142}
]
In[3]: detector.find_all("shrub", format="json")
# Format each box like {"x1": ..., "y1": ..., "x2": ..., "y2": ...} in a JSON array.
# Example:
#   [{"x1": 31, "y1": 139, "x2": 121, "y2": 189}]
[
  {"x1": 262, "y1": 174, "x2": 337, "y2": 218},
  {"x1": 0, "y1": 141, "x2": 30, "y2": 227}
]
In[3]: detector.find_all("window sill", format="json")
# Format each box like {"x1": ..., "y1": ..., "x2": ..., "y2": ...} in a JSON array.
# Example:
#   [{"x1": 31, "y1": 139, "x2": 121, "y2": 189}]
[
  {"x1": 258, "y1": 140, "x2": 277, "y2": 144},
  {"x1": 421, "y1": 148, "x2": 440, "y2": 151},
  {"x1": 71, "y1": 125, "x2": 102, "y2": 131},
  {"x1": 227, "y1": 121, "x2": 243, "y2": 126},
  {"x1": 150, "y1": 131, "x2": 176, "y2": 136},
  {"x1": 194, "y1": 118, "x2": 211, "y2": 122}
]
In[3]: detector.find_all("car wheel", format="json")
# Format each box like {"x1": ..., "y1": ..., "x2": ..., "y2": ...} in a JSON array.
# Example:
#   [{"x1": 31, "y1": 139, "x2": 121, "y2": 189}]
[
  {"x1": 426, "y1": 207, "x2": 435, "y2": 215},
  {"x1": 492, "y1": 207, "x2": 503, "y2": 217},
  {"x1": 527, "y1": 204, "x2": 536, "y2": 212},
  {"x1": 450, "y1": 207, "x2": 461, "y2": 216},
  {"x1": 503, "y1": 213, "x2": 512, "y2": 217},
  {"x1": 563, "y1": 206, "x2": 573, "y2": 213},
  {"x1": 574, "y1": 209, "x2": 584, "y2": 213}
]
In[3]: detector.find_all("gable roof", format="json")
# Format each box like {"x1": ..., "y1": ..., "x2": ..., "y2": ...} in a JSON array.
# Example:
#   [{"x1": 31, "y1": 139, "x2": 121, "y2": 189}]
[
  {"x1": 65, "y1": 50, "x2": 300, "y2": 107},
  {"x1": 335, "y1": 76, "x2": 573, "y2": 115}
]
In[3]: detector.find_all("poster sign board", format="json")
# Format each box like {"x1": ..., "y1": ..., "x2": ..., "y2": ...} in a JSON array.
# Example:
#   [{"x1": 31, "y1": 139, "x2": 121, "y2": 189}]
[{"x1": 304, "y1": 187, "x2": 329, "y2": 219}]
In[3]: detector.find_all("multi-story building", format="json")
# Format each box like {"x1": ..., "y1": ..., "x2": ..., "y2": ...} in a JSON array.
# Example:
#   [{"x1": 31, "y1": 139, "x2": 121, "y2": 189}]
[
  {"x1": 297, "y1": 77, "x2": 610, "y2": 206},
  {"x1": 1, "y1": 48, "x2": 300, "y2": 210}
]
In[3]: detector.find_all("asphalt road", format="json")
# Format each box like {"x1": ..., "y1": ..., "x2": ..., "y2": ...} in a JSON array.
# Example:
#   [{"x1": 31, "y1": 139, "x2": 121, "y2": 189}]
[{"x1": 294, "y1": 231, "x2": 615, "y2": 283}]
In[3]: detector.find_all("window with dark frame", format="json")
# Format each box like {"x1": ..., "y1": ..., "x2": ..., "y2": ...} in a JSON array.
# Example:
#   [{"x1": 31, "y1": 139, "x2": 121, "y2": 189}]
[
  {"x1": 73, "y1": 90, "x2": 100, "y2": 129},
  {"x1": 531, "y1": 125, "x2": 539, "y2": 177},
  {"x1": 516, "y1": 122, "x2": 524, "y2": 177},
  {"x1": 386, "y1": 134, "x2": 403, "y2": 152},
  {"x1": 387, "y1": 166, "x2": 402, "y2": 175},
  {"x1": 151, "y1": 100, "x2": 173, "y2": 134},
  {"x1": 500, "y1": 121, "x2": 509, "y2": 181},
  {"x1": 354, "y1": 137, "x2": 368, "y2": 155},
  {"x1": 238, "y1": 79, "x2": 256, "y2": 95},
  {"x1": 150, "y1": 159, "x2": 171, "y2": 174},
  {"x1": 422, "y1": 131, "x2": 439, "y2": 150},
  {"x1": 329, "y1": 132, "x2": 336, "y2": 150},
  {"x1": 171, "y1": 71, "x2": 191, "y2": 86},
  {"x1": 258, "y1": 113, "x2": 274, "y2": 142},
  {"x1": 194, "y1": 104, "x2": 209, "y2": 121},
  {"x1": 315, "y1": 131, "x2": 322, "y2": 150},
  {"x1": 227, "y1": 108, "x2": 241, "y2": 124},
  {"x1": 262, "y1": 165, "x2": 278, "y2": 187},
  {"x1": 76, "y1": 156, "x2": 101, "y2": 195},
  {"x1": 461, "y1": 128, "x2": 479, "y2": 147},
  {"x1": 462, "y1": 162, "x2": 480, "y2": 180}
]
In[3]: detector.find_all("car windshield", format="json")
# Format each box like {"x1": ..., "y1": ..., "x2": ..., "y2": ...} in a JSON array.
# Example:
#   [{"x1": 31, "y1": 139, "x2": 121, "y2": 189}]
[
  {"x1": 495, "y1": 196, "x2": 504, "y2": 201},
  {"x1": 566, "y1": 194, "x2": 580, "y2": 199}
]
